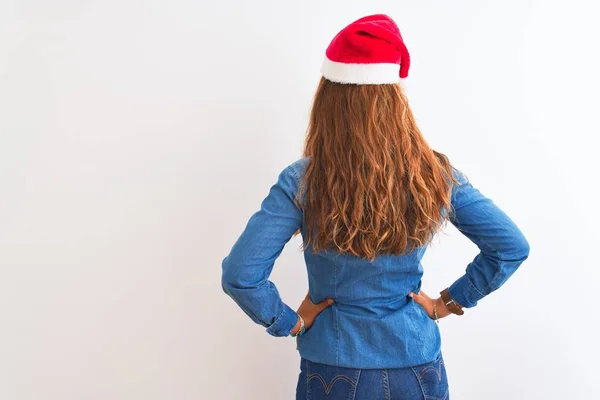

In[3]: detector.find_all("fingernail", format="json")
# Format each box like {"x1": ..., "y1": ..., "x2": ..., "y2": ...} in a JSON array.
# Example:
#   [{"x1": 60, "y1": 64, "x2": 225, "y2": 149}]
[
  {"x1": 408, "y1": 293, "x2": 414, "y2": 298},
  {"x1": 327, "y1": 299, "x2": 334, "y2": 305}
]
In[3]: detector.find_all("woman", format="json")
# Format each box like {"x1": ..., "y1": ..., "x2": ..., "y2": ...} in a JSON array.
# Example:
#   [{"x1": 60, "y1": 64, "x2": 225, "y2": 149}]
[{"x1": 221, "y1": 14, "x2": 529, "y2": 400}]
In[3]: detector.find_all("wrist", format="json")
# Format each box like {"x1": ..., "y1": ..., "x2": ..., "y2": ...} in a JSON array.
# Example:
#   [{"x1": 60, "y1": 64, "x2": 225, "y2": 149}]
[
  {"x1": 291, "y1": 315, "x2": 302, "y2": 336},
  {"x1": 440, "y1": 288, "x2": 465, "y2": 316},
  {"x1": 290, "y1": 313, "x2": 306, "y2": 337},
  {"x1": 435, "y1": 297, "x2": 452, "y2": 318}
]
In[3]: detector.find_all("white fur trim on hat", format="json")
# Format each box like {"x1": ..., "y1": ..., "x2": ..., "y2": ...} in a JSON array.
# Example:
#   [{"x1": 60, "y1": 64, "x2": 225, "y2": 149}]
[{"x1": 321, "y1": 57, "x2": 401, "y2": 85}]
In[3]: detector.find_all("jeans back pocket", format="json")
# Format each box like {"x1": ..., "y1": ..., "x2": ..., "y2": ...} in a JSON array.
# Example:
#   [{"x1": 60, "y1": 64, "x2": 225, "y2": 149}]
[
  {"x1": 303, "y1": 359, "x2": 361, "y2": 400},
  {"x1": 410, "y1": 354, "x2": 449, "y2": 400}
]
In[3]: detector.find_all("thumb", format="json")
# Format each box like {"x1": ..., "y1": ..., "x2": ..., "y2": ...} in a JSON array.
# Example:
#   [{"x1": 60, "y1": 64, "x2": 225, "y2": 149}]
[
  {"x1": 409, "y1": 291, "x2": 425, "y2": 305},
  {"x1": 315, "y1": 298, "x2": 334, "y2": 313}
]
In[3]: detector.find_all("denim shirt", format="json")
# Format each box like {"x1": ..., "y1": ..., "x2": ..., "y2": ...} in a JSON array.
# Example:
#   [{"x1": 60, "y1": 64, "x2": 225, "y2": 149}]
[{"x1": 221, "y1": 157, "x2": 530, "y2": 369}]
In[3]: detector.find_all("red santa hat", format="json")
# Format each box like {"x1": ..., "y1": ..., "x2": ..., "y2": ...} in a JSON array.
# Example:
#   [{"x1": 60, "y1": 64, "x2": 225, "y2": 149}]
[{"x1": 321, "y1": 14, "x2": 410, "y2": 85}]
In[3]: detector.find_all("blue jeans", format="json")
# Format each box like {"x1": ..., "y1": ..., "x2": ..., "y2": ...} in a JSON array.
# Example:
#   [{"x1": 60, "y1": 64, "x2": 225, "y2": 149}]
[{"x1": 296, "y1": 353, "x2": 449, "y2": 400}]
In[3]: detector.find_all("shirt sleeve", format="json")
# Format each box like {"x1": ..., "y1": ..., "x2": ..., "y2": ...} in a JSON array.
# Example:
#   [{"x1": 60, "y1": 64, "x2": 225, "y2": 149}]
[
  {"x1": 221, "y1": 165, "x2": 302, "y2": 337},
  {"x1": 447, "y1": 168, "x2": 530, "y2": 308}
]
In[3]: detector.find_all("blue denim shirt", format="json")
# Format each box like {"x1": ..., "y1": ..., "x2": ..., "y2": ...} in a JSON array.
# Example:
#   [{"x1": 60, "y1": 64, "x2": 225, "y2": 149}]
[{"x1": 221, "y1": 157, "x2": 529, "y2": 368}]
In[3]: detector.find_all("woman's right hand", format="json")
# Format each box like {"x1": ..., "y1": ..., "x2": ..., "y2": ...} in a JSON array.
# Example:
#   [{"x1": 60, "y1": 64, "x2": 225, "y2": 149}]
[
  {"x1": 292, "y1": 293, "x2": 334, "y2": 335},
  {"x1": 409, "y1": 290, "x2": 452, "y2": 320}
]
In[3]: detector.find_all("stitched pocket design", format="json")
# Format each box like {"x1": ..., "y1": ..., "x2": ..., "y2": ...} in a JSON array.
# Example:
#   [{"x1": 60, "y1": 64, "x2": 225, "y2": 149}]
[
  {"x1": 411, "y1": 356, "x2": 449, "y2": 400},
  {"x1": 306, "y1": 360, "x2": 360, "y2": 400},
  {"x1": 308, "y1": 373, "x2": 356, "y2": 395}
]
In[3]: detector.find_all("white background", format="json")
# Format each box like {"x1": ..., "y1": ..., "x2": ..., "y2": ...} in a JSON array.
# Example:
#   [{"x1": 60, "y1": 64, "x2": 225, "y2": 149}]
[{"x1": 1, "y1": 1, "x2": 598, "y2": 399}]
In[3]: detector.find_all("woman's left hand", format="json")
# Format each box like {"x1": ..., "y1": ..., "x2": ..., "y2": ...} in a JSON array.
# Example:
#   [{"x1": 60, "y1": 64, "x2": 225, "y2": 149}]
[{"x1": 409, "y1": 290, "x2": 452, "y2": 320}]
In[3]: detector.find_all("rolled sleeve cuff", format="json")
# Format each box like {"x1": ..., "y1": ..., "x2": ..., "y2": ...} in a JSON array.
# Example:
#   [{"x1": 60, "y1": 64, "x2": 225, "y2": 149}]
[
  {"x1": 448, "y1": 275, "x2": 486, "y2": 309},
  {"x1": 265, "y1": 304, "x2": 298, "y2": 337}
]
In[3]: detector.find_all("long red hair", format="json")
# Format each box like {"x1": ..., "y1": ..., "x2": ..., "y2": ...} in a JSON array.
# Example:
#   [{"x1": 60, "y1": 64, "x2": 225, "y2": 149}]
[{"x1": 297, "y1": 78, "x2": 457, "y2": 260}]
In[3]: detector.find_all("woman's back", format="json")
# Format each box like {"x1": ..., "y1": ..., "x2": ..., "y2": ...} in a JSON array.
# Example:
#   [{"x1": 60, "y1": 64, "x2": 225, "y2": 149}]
[{"x1": 294, "y1": 157, "x2": 438, "y2": 368}]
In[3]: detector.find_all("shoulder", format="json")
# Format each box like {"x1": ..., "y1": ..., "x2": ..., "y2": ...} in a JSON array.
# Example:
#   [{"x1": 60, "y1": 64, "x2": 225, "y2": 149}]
[
  {"x1": 270, "y1": 157, "x2": 310, "y2": 199},
  {"x1": 288, "y1": 157, "x2": 310, "y2": 177},
  {"x1": 451, "y1": 165, "x2": 468, "y2": 186},
  {"x1": 282, "y1": 157, "x2": 310, "y2": 185},
  {"x1": 449, "y1": 166, "x2": 488, "y2": 211},
  {"x1": 449, "y1": 165, "x2": 470, "y2": 200},
  {"x1": 449, "y1": 165, "x2": 471, "y2": 206}
]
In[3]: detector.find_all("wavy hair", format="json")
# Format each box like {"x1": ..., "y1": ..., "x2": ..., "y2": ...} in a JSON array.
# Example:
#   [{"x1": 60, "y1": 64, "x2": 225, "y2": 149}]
[{"x1": 297, "y1": 77, "x2": 458, "y2": 260}]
